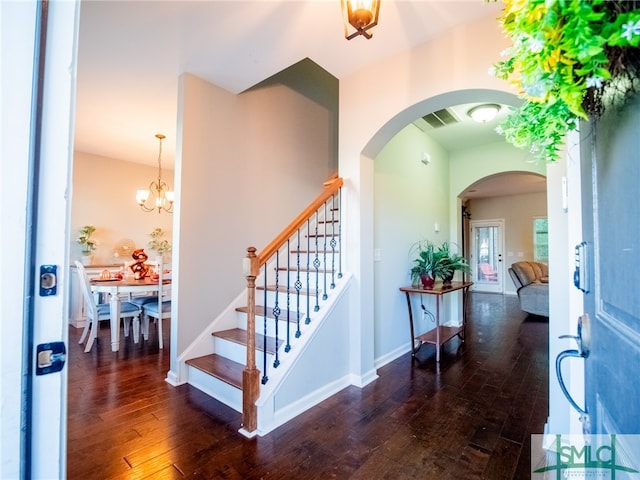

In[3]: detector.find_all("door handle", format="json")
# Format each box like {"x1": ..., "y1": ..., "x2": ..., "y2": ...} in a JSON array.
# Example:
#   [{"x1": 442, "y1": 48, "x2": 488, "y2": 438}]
[
  {"x1": 555, "y1": 349, "x2": 587, "y2": 415},
  {"x1": 555, "y1": 315, "x2": 590, "y2": 416}
]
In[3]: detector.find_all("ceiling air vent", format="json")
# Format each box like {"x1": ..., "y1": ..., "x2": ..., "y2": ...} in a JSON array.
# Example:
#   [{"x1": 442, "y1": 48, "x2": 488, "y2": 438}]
[{"x1": 422, "y1": 108, "x2": 459, "y2": 129}]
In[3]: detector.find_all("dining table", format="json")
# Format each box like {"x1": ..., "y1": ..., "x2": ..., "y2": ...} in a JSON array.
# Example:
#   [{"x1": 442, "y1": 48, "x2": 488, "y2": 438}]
[{"x1": 90, "y1": 276, "x2": 171, "y2": 352}]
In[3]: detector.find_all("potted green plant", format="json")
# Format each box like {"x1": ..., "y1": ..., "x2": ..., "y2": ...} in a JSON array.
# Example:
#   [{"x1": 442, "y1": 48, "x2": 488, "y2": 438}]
[
  {"x1": 77, "y1": 225, "x2": 97, "y2": 265},
  {"x1": 410, "y1": 240, "x2": 441, "y2": 289},
  {"x1": 436, "y1": 242, "x2": 470, "y2": 287},
  {"x1": 148, "y1": 228, "x2": 172, "y2": 260}
]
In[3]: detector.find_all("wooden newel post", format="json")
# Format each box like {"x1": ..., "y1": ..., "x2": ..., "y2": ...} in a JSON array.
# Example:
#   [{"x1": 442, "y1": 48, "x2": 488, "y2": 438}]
[{"x1": 242, "y1": 246, "x2": 260, "y2": 433}]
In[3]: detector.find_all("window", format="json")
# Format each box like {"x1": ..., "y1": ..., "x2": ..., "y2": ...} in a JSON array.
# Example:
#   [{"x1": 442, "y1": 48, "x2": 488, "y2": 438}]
[{"x1": 533, "y1": 217, "x2": 548, "y2": 263}]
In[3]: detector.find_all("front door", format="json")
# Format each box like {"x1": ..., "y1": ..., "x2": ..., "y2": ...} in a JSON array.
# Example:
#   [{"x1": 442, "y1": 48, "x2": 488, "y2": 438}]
[
  {"x1": 5, "y1": 1, "x2": 79, "y2": 478},
  {"x1": 470, "y1": 220, "x2": 505, "y2": 293},
  {"x1": 579, "y1": 90, "x2": 640, "y2": 435}
]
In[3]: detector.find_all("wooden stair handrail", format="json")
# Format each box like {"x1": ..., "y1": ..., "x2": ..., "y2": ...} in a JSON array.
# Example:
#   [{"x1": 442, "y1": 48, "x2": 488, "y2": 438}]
[
  {"x1": 256, "y1": 177, "x2": 343, "y2": 266},
  {"x1": 242, "y1": 176, "x2": 342, "y2": 435}
]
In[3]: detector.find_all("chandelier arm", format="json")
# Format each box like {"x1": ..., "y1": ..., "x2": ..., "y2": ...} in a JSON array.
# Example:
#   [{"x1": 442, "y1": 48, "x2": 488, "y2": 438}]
[{"x1": 139, "y1": 202, "x2": 155, "y2": 213}]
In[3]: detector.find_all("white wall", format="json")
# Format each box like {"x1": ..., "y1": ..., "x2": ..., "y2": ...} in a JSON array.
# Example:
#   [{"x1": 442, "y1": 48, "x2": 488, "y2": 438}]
[
  {"x1": 173, "y1": 73, "x2": 337, "y2": 366},
  {"x1": 373, "y1": 124, "x2": 450, "y2": 360},
  {"x1": 71, "y1": 152, "x2": 174, "y2": 265},
  {"x1": 449, "y1": 141, "x2": 546, "y2": 198}
]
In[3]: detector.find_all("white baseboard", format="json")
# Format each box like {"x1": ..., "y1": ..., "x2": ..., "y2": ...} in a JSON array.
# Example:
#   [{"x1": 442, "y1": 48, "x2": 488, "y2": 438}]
[
  {"x1": 350, "y1": 369, "x2": 379, "y2": 388},
  {"x1": 165, "y1": 369, "x2": 184, "y2": 386},
  {"x1": 238, "y1": 427, "x2": 258, "y2": 439},
  {"x1": 375, "y1": 342, "x2": 411, "y2": 369},
  {"x1": 258, "y1": 375, "x2": 352, "y2": 436}
]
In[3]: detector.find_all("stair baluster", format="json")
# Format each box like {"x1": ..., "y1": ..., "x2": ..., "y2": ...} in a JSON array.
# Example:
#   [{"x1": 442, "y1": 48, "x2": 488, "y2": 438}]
[
  {"x1": 322, "y1": 200, "x2": 329, "y2": 300},
  {"x1": 295, "y1": 229, "x2": 302, "y2": 338},
  {"x1": 336, "y1": 192, "x2": 343, "y2": 280},
  {"x1": 261, "y1": 263, "x2": 269, "y2": 384},
  {"x1": 285, "y1": 239, "x2": 292, "y2": 353},
  {"x1": 239, "y1": 177, "x2": 342, "y2": 435},
  {"x1": 313, "y1": 212, "x2": 321, "y2": 312},
  {"x1": 305, "y1": 219, "x2": 311, "y2": 324},
  {"x1": 272, "y1": 251, "x2": 280, "y2": 369}
]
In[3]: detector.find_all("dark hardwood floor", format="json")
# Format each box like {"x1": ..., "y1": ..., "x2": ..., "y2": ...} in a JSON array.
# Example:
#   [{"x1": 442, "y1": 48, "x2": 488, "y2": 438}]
[{"x1": 67, "y1": 292, "x2": 548, "y2": 479}]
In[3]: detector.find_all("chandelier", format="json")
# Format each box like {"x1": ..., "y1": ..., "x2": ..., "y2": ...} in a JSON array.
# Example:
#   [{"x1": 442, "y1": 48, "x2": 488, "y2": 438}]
[
  {"x1": 136, "y1": 134, "x2": 174, "y2": 213},
  {"x1": 341, "y1": 0, "x2": 380, "y2": 40}
]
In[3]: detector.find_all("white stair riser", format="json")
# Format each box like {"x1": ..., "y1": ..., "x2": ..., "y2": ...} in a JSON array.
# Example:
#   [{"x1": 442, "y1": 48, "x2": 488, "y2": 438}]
[
  {"x1": 284, "y1": 252, "x2": 340, "y2": 270},
  {"x1": 187, "y1": 365, "x2": 242, "y2": 413},
  {"x1": 254, "y1": 296, "x2": 332, "y2": 327},
  {"x1": 213, "y1": 336, "x2": 277, "y2": 366},
  {"x1": 255, "y1": 289, "x2": 329, "y2": 311},
  {"x1": 260, "y1": 270, "x2": 339, "y2": 291},
  {"x1": 238, "y1": 313, "x2": 308, "y2": 339}
]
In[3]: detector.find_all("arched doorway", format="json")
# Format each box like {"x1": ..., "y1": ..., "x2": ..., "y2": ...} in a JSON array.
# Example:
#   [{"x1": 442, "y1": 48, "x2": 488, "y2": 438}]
[
  {"x1": 459, "y1": 171, "x2": 547, "y2": 294},
  {"x1": 364, "y1": 90, "x2": 547, "y2": 363}
]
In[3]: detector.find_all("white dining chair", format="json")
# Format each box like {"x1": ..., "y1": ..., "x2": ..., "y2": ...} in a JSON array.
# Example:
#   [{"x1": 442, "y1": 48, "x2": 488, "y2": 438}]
[
  {"x1": 74, "y1": 261, "x2": 142, "y2": 352},
  {"x1": 140, "y1": 259, "x2": 171, "y2": 349}
]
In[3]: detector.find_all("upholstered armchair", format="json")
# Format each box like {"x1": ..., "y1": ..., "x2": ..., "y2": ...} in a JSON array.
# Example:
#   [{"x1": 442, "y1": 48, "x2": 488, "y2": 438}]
[{"x1": 508, "y1": 261, "x2": 549, "y2": 317}]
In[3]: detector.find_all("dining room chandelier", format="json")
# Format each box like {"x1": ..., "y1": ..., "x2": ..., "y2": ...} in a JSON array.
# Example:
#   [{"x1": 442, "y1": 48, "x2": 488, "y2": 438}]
[
  {"x1": 341, "y1": 0, "x2": 380, "y2": 40},
  {"x1": 136, "y1": 133, "x2": 174, "y2": 214}
]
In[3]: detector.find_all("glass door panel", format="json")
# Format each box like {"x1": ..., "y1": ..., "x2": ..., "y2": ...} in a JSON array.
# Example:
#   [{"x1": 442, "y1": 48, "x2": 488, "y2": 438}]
[{"x1": 471, "y1": 220, "x2": 504, "y2": 293}]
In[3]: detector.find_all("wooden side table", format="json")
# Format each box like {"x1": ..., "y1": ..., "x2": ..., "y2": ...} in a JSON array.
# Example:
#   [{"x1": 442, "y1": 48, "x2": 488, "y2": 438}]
[{"x1": 399, "y1": 281, "x2": 473, "y2": 362}]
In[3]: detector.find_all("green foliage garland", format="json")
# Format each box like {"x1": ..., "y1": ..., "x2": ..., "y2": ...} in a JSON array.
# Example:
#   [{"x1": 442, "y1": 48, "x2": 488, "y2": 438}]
[{"x1": 491, "y1": 0, "x2": 640, "y2": 162}]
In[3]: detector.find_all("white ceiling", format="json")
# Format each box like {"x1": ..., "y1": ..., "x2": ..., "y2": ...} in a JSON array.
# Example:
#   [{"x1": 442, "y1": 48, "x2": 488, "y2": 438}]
[
  {"x1": 74, "y1": 0, "x2": 503, "y2": 167},
  {"x1": 74, "y1": 1, "x2": 544, "y2": 198},
  {"x1": 461, "y1": 171, "x2": 547, "y2": 200},
  {"x1": 412, "y1": 102, "x2": 513, "y2": 152}
]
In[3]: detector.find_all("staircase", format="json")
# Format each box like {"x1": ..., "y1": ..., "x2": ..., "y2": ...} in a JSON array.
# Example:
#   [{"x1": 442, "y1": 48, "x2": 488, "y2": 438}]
[{"x1": 183, "y1": 178, "x2": 348, "y2": 436}]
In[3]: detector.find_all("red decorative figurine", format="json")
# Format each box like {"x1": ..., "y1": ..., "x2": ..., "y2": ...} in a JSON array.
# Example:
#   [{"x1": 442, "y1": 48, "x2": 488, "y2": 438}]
[{"x1": 130, "y1": 248, "x2": 150, "y2": 279}]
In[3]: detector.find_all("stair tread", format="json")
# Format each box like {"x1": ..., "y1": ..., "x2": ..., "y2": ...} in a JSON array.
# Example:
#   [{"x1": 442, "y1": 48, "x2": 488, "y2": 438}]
[
  {"x1": 256, "y1": 285, "x2": 318, "y2": 296},
  {"x1": 213, "y1": 328, "x2": 281, "y2": 354},
  {"x1": 236, "y1": 305, "x2": 305, "y2": 319},
  {"x1": 186, "y1": 354, "x2": 244, "y2": 389}
]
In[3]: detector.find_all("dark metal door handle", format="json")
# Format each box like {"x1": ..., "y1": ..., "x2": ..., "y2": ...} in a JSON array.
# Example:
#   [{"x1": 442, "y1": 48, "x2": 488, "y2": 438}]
[{"x1": 555, "y1": 349, "x2": 587, "y2": 415}]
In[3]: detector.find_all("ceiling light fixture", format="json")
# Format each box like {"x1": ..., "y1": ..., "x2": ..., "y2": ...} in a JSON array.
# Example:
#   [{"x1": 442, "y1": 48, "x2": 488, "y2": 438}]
[
  {"x1": 136, "y1": 134, "x2": 174, "y2": 214},
  {"x1": 467, "y1": 104, "x2": 501, "y2": 123},
  {"x1": 341, "y1": 0, "x2": 380, "y2": 40}
]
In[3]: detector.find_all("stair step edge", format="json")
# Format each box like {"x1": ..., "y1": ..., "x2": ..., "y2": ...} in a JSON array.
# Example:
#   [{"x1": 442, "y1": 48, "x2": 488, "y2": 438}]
[
  {"x1": 186, "y1": 353, "x2": 244, "y2": 389},
  {"x1": 236, "y1": 305, "x2": 305, "y2": 319},
  {"x1": 212, "y1": 328, "x2": 281, "y2": 354},
  {"x1": 256, "y1": 285, "x2": 318, "y2": 296}
]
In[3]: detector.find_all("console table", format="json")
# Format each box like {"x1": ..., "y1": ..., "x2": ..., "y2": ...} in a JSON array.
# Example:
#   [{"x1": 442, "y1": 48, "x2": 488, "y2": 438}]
[{"x1": 399, "y1": 281, "x2": 473, "y2": 362}]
